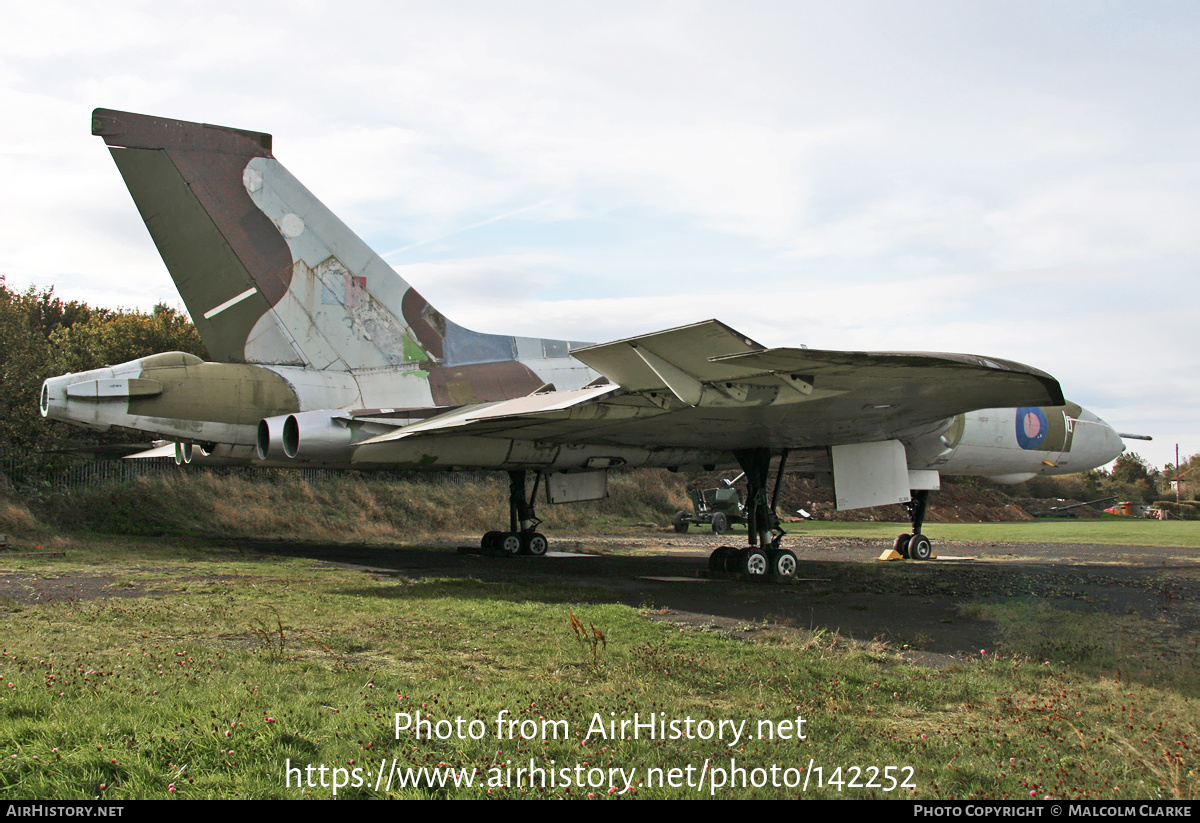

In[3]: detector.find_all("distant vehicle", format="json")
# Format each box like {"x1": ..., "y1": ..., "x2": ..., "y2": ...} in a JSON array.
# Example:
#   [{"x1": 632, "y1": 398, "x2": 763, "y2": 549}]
[
  {"x1": 674, "y1": 474, "x2": 747, "y2": 535},
  {"x1": 1034, "y1": 496, "x2": 1115, "y2": 517}
]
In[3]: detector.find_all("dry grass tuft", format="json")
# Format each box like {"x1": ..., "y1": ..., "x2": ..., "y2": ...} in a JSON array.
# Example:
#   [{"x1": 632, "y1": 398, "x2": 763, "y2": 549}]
[
  {"x1": 0, "y1": 496, "x2": 38, "y2": 533},
  {"x1": 27, "y1": 468, "x2": 692, "y2": 543}
]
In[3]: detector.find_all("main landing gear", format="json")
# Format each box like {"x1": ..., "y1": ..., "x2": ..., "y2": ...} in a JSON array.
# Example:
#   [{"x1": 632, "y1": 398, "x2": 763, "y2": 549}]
[
  {"x1": 480, "y1": 470, "x2": 549, "y2": 556},
  {"x1": 707, "y1": 448, "x2": 798, "y2": 578},
  {"x1": 891, "y1": 489, "x2": 934, "y2": 560}
]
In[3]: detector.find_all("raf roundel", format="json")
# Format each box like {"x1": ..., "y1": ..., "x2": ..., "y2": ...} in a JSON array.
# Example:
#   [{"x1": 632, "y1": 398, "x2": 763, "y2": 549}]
[{"x1": 1015, "y1": 407, "x2": 1049, "y2": 450}]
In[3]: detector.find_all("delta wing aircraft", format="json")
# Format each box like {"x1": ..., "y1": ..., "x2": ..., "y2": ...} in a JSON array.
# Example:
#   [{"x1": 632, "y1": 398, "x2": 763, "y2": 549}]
[{"x1": 41, "y1": 109, "x2": 1128, "y2": 576}]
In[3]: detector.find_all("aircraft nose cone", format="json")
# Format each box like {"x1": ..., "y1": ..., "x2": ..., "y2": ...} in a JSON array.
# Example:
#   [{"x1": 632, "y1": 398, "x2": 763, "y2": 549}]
[{"x1": 1073, "y1": 406, "x2": 1125, "y2": 469}]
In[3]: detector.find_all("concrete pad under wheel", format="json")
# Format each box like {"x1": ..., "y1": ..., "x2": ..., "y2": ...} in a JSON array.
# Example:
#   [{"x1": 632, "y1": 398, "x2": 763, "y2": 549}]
[
  {"x1": 696, "y1": 570, "x2": 801, "y2": 583},
  {"x1": 877, "y1": 550, "x2": 975, "y2": 562}
]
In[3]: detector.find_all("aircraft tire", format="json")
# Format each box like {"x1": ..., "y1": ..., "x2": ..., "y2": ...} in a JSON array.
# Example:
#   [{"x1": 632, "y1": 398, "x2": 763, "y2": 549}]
[
  {"x1": 711, "y1": 512, "x2": 729, "y2": 535},
  {"x1": 708, "y1": 546, "x2": 734, "y2": 571},
  {"x1": 497, "y1": 532, "x2": 523, "y2": 555},
  {"x1": 772, "y1": 549, "x2": 798, "y2": 578},
  {"x1": 741, "y1": 547, "x2": 769, "y2": 576},
  {"x1": 893, "y1": 533, "x2": 911, "y2": 559},
  {"x1": 909, "y1": 534, "x2": 933, "y2": 561},
  {"x1": 673, "y1": 511, "x2": 690, "y2": 533},
  {"x1": 522, "y1": 532, "x2": 549, "y2": 556},
  {"x1": 724, "y1": 548, "x2": 743, "y2": 573}
]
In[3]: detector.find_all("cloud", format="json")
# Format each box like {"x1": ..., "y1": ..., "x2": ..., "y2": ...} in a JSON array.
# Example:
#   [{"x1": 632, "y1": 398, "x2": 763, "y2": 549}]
[{"x1": 3, "y1": 0, "x2": 1196, "y2": 467}]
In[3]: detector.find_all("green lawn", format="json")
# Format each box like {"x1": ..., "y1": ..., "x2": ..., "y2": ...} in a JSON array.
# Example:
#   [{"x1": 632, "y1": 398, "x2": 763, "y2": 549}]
[{"x1": 1, "y1": 533, "x2": 1197, "y2": 799}]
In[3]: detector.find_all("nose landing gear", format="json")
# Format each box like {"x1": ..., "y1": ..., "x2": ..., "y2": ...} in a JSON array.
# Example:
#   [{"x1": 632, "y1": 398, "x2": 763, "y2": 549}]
[{"x1": 892, "y1": 489, "x2": 934, "y2": 560}]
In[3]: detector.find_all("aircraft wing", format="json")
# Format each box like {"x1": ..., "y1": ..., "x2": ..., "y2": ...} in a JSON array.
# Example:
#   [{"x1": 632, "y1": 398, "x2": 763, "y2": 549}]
[{"x1": 356, "y1": 320, "x2": 1064, "y2": 455}]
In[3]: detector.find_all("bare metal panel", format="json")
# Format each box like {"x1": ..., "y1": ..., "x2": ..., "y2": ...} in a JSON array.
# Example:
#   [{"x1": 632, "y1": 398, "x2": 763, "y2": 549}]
[
  {"x1": 546, "y1": 471, "x2": 608, "y2": 503},
  {"x1": 832, "y1": 440, "x2": 911, "y2": 511}
]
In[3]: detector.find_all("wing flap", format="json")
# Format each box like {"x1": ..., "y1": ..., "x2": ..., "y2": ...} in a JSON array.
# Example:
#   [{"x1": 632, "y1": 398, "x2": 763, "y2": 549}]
[
  {"x1": 570, "y1": 320, "x2": 764, "y2": 392},
  {"x1": 123, "y1": 442, "x2": 178, "y2": 459},
  {"x1": 359, "y1": 385, "x2": 622, "y2": 443}
]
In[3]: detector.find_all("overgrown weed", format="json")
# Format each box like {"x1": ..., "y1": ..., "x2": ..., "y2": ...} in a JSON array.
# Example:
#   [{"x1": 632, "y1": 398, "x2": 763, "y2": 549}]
[
  {"x1": 25, "y1": 469, "x2": 690, "y2": 543},
  {"x1": 569, "y1": 611, "x2": 607, "y2": 667},
  {"x1": 246, "y1": 607, "x2": 287, "y2": 660}
]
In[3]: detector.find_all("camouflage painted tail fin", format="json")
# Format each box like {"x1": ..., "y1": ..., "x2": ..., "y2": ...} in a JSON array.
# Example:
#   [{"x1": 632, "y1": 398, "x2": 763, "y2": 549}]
[{"x1": 93, "y1": 108, "x2": 585, "y2": 383}]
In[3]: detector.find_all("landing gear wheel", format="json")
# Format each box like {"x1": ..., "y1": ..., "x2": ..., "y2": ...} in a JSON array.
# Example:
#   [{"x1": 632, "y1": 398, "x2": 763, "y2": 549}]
[
  {"x1": 771, "y1": 549, "x2": 798, "y2": 578},
  {"x1": 741, "y1": 547, "x2": 769, "y2": 576},
  {"x1": 908, "y1": 533, "x2": 933, "y2": 561},
  {"x1": 723, "y1": 548, "x2": 743, "y2": 573},
  {"x1": 522, "y1": 532, "x2": 549, "y2": 556},
  {"x1": 893, "y1": 533, "x2": 912, "y2": 559},
  {"x1": 482, "y1": 531, "x2": 502, "y2": 550},
  {"x1": 708, "y1": 545, "x2": 734, "y2": 572},
  {"x1": 673, "y1": 511, "x2": 690, "y2": 533},
  {"x1": 711, "y1": 512, "x2": 729, "y2": 535},
  {"x1": 497, "y1": 532, "x2": 522, "y2": 555}
]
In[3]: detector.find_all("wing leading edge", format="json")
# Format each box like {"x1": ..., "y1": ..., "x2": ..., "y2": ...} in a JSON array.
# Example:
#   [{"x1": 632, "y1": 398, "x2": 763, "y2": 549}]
[{"x1": 355, "y1": 320, "x2": 1064, "y2": 457}]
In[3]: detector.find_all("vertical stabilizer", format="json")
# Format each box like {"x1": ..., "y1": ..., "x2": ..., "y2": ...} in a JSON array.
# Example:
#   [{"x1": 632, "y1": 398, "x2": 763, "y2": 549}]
[
  {"x1": 94, "y1": 109, "x2": 285, "y2": 364},
  {"x1": 92, "y1": 109, "x2": 591, "y2": 399}
]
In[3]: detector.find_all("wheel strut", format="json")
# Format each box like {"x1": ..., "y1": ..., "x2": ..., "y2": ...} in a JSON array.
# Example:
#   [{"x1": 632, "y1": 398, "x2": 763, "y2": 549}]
[
  {"x1": 481, "y1": 470, "x2": 548, "y2": 555},
  {"x1": 709, "y1": 449, "x2": 794, "y2": 577},
  {"x1": 898, "y1": 489, "x2": 933, "y2": 560}
]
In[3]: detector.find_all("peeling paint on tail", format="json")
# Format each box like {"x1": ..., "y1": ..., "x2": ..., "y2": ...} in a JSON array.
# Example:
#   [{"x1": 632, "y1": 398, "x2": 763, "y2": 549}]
[
  {"x1": 92, "y1": 108, "x2": 595, "y2": 395},
  {"x1": 239, "y1": 154, "x2": 436, "y2": 370}
]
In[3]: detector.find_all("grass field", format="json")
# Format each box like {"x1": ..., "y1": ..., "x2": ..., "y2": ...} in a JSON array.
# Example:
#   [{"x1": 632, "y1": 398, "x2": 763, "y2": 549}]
[
  {"x1": 1, "y1": 530, "x2": 1197, "y2": 800},
  {"x1": 1, "y1": 475, "x2": 1198, "y2": 799}
]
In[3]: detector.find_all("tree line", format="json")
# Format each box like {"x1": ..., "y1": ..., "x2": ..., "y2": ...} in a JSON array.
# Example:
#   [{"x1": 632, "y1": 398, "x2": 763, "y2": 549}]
[
  {"x1": 1021, "y1": 451, "x2": 1198, "y2": 505},
  {"x1": 0, "y1": 278, "x2": 207, "y2": 474},
  {"x1": 1, "y1": 277, "x2": 1193, "y2": 504}
]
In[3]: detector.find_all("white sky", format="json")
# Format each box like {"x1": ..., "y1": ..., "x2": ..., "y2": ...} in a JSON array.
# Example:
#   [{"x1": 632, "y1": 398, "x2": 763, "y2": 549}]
[{"x1": 3, "y1": 0, "x2": 1196, "y2": 470}]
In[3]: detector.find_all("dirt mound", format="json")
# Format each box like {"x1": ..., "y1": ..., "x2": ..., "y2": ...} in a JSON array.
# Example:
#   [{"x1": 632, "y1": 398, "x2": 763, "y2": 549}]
[{"x1": 781, "y1": 478, "x2": 1036, "y2": 522}]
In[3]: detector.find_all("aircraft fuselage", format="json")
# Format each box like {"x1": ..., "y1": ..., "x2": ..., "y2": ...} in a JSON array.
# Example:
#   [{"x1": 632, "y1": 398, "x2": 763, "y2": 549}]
[{"x1": 41, "y1": 350, "x2": 1123, "y2": 480}]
